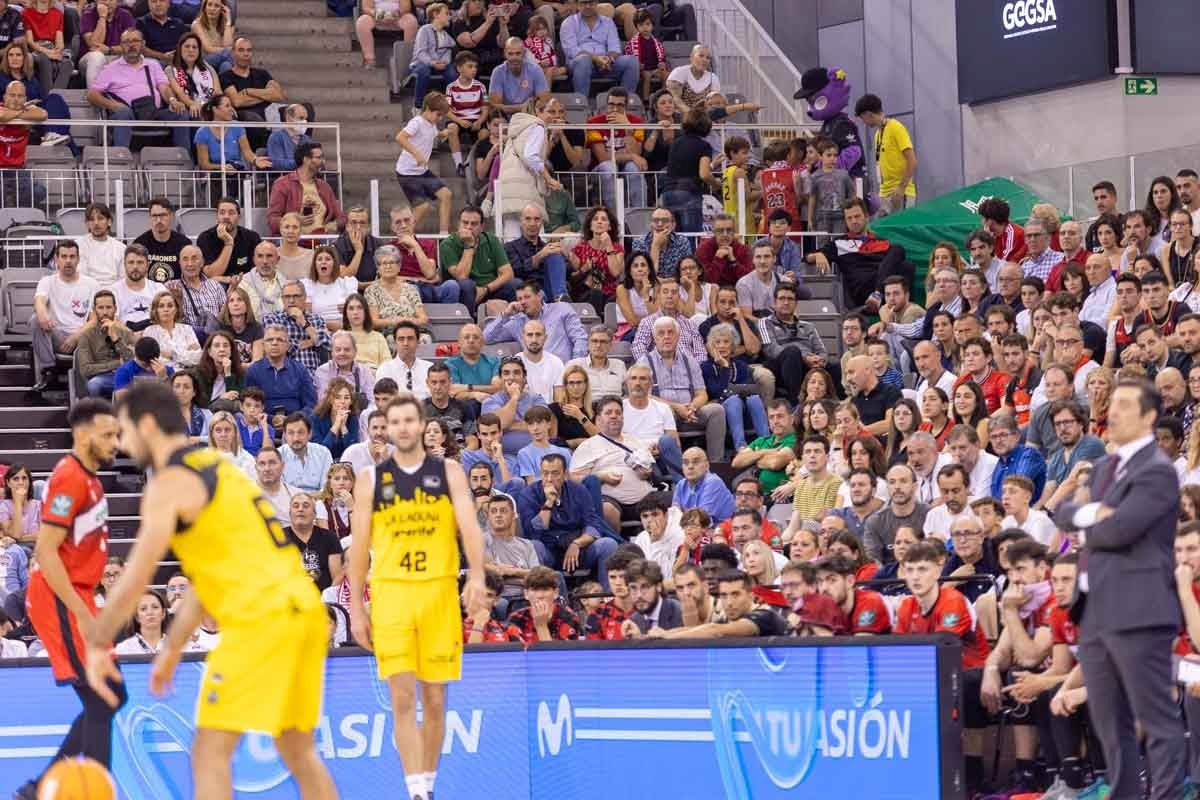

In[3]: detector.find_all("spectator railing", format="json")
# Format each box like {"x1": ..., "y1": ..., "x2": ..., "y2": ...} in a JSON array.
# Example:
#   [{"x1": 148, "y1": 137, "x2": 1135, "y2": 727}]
[
  {"x1": 0, "y1": 118, "x2": 345, "y2": 219},
  {"x1": 1009, "y1": 140, "x2": 1200, "y2": 221},
  {"x1": 690, "y1": 0, "x2": 808, "y2": 127}
]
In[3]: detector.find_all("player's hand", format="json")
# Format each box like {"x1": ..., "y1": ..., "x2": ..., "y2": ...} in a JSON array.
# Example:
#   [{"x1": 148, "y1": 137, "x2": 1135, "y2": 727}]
[
  {"x1": 980, "y1": 668, "x2": 1004, "y2": 715},
  {"x1": 350, "y1": 609, "x2": 374, "y2": 651},
  {"x1": 149, "y1": 648, "x2": 182, "y2": 697},
  {"x1": 1003, "y1": 671, "x2": 1040, "y2": 705},
  {"x1": 85, "y1": 643, "x2": 124, "y2": 708},
  {"x1": 461, "y1": 571, "x2": 488, "y2": 618}
]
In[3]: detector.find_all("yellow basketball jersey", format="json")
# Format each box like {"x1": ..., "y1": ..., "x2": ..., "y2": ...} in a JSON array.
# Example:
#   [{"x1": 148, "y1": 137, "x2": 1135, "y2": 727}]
[
  {"x1": 168, "y1": 445, "x2": 320, "y2": 625},
  {"x1": 369, "y1": 456, "x2": 459, "y2": 583}
]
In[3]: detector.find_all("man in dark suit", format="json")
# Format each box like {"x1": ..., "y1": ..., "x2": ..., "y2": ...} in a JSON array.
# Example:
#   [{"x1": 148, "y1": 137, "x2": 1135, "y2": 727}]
[
  {"x1": 626, "y1": 559, "x2": 684, "y2": 634},
  {"x1": 1054, "y1": 378, "x2": 1187, "y2": 800}
]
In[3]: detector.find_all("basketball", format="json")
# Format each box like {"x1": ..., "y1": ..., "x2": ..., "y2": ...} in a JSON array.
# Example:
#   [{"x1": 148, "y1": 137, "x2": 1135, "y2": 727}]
[{"x1": 36, "y1": 757, "x2": 115, "y2": 800}]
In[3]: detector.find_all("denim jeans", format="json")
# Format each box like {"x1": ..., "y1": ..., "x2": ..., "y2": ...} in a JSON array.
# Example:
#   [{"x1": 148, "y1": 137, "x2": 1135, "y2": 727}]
[
  {"x1": 105, "y1": 105, "x2": 192, "y2": 150},
  {"x1": 567, "y1": 52, "x2": 638, "y2": 97},
  {"x1": 412, "y1": 62, "x2": 457, "y2": 110},
  {"x1": 541, "y1": 253, "x2": 569, "y2": 300},
  {"x1": 660, "y1": 189, "x2": 704, "y2": 233},
  {"x1": 595, "y1": 159, "x2": 647, "y2": 210},
  {"x1": 530, "y1": 536, "x2": 619, "y2": 591},
  {"x1": 416, "y1": 278, "x2": 475, "y2": 316},
  {"x1": 721, "y1": 393, "x2": 770, "y2": 450},
  {"x1": 87, "y1": 371, "x2": 116, "y2": 398}
]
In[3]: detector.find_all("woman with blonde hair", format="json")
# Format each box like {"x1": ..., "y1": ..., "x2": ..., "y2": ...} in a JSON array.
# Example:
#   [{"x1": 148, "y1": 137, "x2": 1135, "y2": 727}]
[
  {"x1": 743, "y1": 539, "x2": 780, "y2": 587},
  {"x1": 925, "y1": 241, "x2": 966, "y2": 294},
  {"x1": 1086, "y1": 366, "x2": 1115, "y2": 439},
  {"x1": 1030, "y1": 202, "x2": 1063, "y2": 249},
  {"x1": 144, "y1": 291, "x2": 202, "y2": 368},
  {"x1": 207, "y1": 410, "x2": 256, "y2": 476},
  {"x1": 341, "y1": 293, "x2": 391, "y2": 369},
  {"x1": 276, "y1": 212, "x2": 313, "y2": 281},
  {"x1": 550, "y1": 364, "x2": 598, "y2": 447},
  {"x1": 317, "y1": 462, "x2": 356, "y2": 539}
]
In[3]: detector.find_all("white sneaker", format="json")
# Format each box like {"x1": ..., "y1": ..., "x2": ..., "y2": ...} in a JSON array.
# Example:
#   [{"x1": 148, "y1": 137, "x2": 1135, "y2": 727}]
[
  {"x1": 40, "y1": 132, "x2": 69, "y2": 147},
  {"x1": 1041, "y1": 776, "x2": 1081, "y2": 800}
]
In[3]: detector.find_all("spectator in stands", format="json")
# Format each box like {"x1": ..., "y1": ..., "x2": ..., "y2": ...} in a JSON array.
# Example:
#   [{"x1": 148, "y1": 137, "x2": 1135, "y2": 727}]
[
  {"x1": 267, "y1": 140, "x2": 344, "y2": 236},
  {"x1": 376, "y1": 320, "x2": 432, "y2": 400},
  {"x1": 863, "y1": 463, "x2": 927, "y2": 563},
  {"x1": 729, "y1": 399, "x2": 795, "y2": 498},
  {"x1": 753, "y1": 209, "x2": 804, "y2": 274},
  {"x1": 86, "y1": 27, "x2": 191, "y2": 150},
  {"x1": 137, "y1": 0, "x2": 187, "y2": 65},
  {"x1": 1133, "y1": 322, "x2": 1188, "y2": 380},
  {"x1": 503, "y1": 206, "x2": 569, "y2": 301},
  {"x1": 280, "y1": 412, "x2": 333, "y2": 492},
  {"x1": 192, "y1": 328, "x2": 245, "y2": 410},
  {"x1": 561, "y1": 326, "x2": 622, "y2": 399},
  {"x1": 31, "y1": 241, "x2": 98, "y2": 391},
  {"x1": 503, "y1": 565, "x2": 582, "y2": 642},
  {"x1": 424, "y1": 362, "x2": 476, "y2": 445},
  {"x1": 1082, "y1": 180, "x2": 1121, "y2": 254},
  {"x1": 461, "y1": 412, "x2": 520, "y2": 488},
  {"x1": 172, "y1": 369, "x2": 212, "y2": 439},
  {"x1": 521, "y1": 14, "x2": 562, "y2": 86},
  {"x1": 442, "y1": 205, "x2": 519, "y2": 315},
  {"x1": 251, "y1": 446, "x2": 295, "y2": 524},
  {"x1": 340, "y1": 409, "x2": 392, "y2": 475},
  {"x1": 112, "y1": 336, "x2": 172, "y2": 398},
  {"x1": 0, "y1": 0, "x2": 22, "y2": 49},
  {"x1": 1016, "y1": 216, "x2": 1063, "y2": 285},
  {"x1": 735, "y1": 242, "x2": 796, "y2": 320},
  {"x1": 965, "y1": 229, "x2": 1002, "y2": 290},
  {"x1": 246, "y1": 323, "x2": 318, "y2": 429},
  {"x1": 639, "y1": 316, "x2": 725, "y2": 462},
  {"x1": 133, "y1": 199, "x2": 189, "y2": 285},
  {"x1": 695, "y1": 212, "x2": 752, "y2": 286},
  {"x1": 621, "y1": 363, "x2": 684, "y2": 475},
  {"x1": 514, "y1": 404, "x2": 570, "y2": 480},
  {"x1": 166, "y1": 244, "x2": 226, "y2": 334},
  {"x1": 236, "y1": 241, "x2": 284, "y2": 321},
  {"x1": 0, "y1": 80, "x2": 44, "y2": 202},
  {"x1": 757, "y1": 283, "x2": 827, "y2": 402},
  {"x1": 282, "y1": 492, "x2": 344, "y2": 590},
  {"x1": 807, "y1": 198, "x2": 911, "y2": 312},
  {"x1": 498, "y1": 98, "x2": 566, "y2": 240},
  {"x1": 988, "y1": 412, "x2": 1046, "y2": 503},
  {"x1": 660, "y1": 109, "x2": 719, "y2": 235},
  {"x1": 76, "y1": 289, "x2": 137, "y2": 398},
  {"x1": 518, "y1": 453, "x2": 620, "y2": 589},
  {"x1": 630, "y1": 276, "x2": 702, "y2": 360},
  {"x1": 514, "y1": 319, "x2": 563, "y2": 401},
  {"x1": 585, "y1": 87, "x2": 647, "y2": 211},
  {"x1": 219, "y1": 37, "x2": 284, "y2": 148},
  {"x1": 408, "y1": 3, "x2": 457, "y2": 111},
  {"x1": 190, "y1": 0, "x2": 232, "y2": 74},
  {"x1": 634, "y1": 205, "x2": 693, "y2": 279},
  {"x1": 195, "y1": 93, "x2": 272, "y2": 173},
  {"x1": 701, "y1": 322, "x2": 768, "y2": 451},
  {"x1": 260, "y1": 280, "x2": 331, "y2": 375},
  {"x1": 329, "y1": 208, "x2": 380, "y2": 285},
  {"x1": 565, "y1": 206, "x2": 623, "y2": 315},
  {"x1": 806, "y1": 137, "x2": 854, "y2": 238},
  {"x1": 560, "y1": 0, "x2": 636, "y2": 97},
  {"x1": 20, "y1": 0, "x2": 70, "y2": 91},
  {"x1": 481, "y1": 354, "x2": 547, "y2": 459},
  {"x1": 477, "y1": 493, "x2": 538, "y2": 599},
  {"x1": 443, "y1": 51, "x2": 488, "y2": 176},
  {"x1": 939, "y1": 514, "x2": 1000, "y2": 606},
  {"x1": 198, "y1": 197, "x2": 261, "y2": 279},
  {"x1": 233, "y1": 385, "x2": 270, "y2": 455},
  {"x1": 786, "y1": 435, "x2": 843, "y2": 535},
  {"x1": 665, "y1": 44, "x2": 718, "y2": 114},
  {"x1": 354, "y1": 0, "x2": 417, "y2": 69},
  {"x1": 302, "y1": 246, "x2": 360, "y2": 329},
  {"x1": 264, "y1": 104, "x2": 311, "y2": 172},
  {"x1": 485, "y1": 280, "x2": 586, "y2": 364},
  {"x1": 72, "y1": 203, "x2": 124, "y2": 289},
  {"x1": 387, "y1": 207, "x2": 466, "y2": 309},
  {"x1": 314, "y1": 330, "x2": 374, "y2": 403},
  {"x1": 673, "y1": 447, "x2": 733, "y2": 521},
  {"x1": 945, "y1": 422, "x2": 997, "y2": 503},
  {"x1": 452, "y1": 0, "x2": 508, "y2": 78},
  {"x1": 78, "y1": 0, "x2": 136, "y2": 86},
  {"x1": 445, "y1": 322, "x2": 501, "y2": 405},
  {"x1": 309, "y1": 377, "x2": 359, "y2": 461},
  {"x1": 854, "y1": 93, "x2": 916, "y2": 215},
  {"x1": 975, "y1": 196, "x2": 1026, "y2": 264},
  {"x1": 655, "y1": 569, "x2": 789, "y2": 638},
  {"x1": 620, "y1": 9, "x2": 664, "y2": 101},
  {"x1": 162, "y1": 31, "x2": 220, "y2": 115},
  {"x1": 488, "y1": 36, "x2": 547, "y2": 115},
  {"x1": 0, "y1": 464, "x2": 38, "y2": 547},
  {"x1": 847, "y1": 353, "x2": 901, "y2": 435}
]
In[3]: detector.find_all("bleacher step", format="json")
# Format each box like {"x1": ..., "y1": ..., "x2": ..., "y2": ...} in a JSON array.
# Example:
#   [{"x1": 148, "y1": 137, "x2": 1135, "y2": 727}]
[
  {"x1": 254, "y1": 51, "x2": 364, "y2": 72},
  {"x1": 297, "y1": 86, "x2": 391, "y2": 107},
  {"x1": 235, "y1": 0, "x2": 330, "y2": 17},
  {"x1": 247, "y1": 33, "x2": 353, "y2": 53},
  {"x1": 0, "y1": 406, "x2": 68, "y2": 428},
  {"x1": 262, "y1": 67, "x2": 391, "y2": 90},
  {"x1": 0, "y1": 429, "x2": 71, "y2": 449},
  {"x1": 0, "y1": 365, "x2": 34, "y2": 386},
  {"x1": 236, "y1": 17, "x2": 353, "y2": 36}
]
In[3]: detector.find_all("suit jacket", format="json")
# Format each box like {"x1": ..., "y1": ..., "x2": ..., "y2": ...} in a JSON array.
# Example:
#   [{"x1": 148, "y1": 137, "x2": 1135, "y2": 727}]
[
  {"x1": 632, "y1": 597, "x2": 683, "y2": 633},
  {"x1": 1058, "y1": 440, "x2": 1181, "y2": 637}
]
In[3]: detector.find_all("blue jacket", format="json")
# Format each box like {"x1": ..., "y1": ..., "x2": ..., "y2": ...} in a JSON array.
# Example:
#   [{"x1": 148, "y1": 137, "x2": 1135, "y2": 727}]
[
  {"x1": 245, "y1": 357, "x2": 317, "y2": 416},
  {"x1": 517, "y1": 479, "x2": 608, "y2": 553},
  {"x1": 991, "y1": 444, "x2": 1048, "y2": 503},
  {"x1": 310, "y1": 412, "x2": 361, "y2": 460}
]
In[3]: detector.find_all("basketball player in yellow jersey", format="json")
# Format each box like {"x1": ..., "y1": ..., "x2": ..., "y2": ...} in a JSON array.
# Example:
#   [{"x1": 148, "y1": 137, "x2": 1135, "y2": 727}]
[
  {"x1": 349, "y1": 396, "x2": 487, "y2": 800},
  {"x1": 82, "y1": 382, "x2": 339, "y2": 800}
]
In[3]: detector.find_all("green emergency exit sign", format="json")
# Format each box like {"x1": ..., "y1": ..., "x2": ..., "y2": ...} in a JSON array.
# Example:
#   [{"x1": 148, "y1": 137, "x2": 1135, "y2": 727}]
[{"x1": 1125, "y1": 77, "x2": 1158, "y2": 96}]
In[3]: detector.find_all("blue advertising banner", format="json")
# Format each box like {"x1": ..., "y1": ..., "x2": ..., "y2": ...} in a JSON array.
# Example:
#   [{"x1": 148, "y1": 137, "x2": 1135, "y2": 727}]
[{"x1": 0, "y1": 638, "x2": 960, "y2": 799}]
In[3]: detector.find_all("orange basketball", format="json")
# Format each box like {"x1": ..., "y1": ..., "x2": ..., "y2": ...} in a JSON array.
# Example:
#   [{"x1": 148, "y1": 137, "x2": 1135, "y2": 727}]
[{"x1": 36, "y1": 757, "x2": 116, "y2": 800}]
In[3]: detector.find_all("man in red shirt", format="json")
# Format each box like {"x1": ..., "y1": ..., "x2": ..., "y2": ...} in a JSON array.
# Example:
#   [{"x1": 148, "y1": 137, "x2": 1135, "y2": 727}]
[
  {"x1": 503, "y1": 566, "x2": 582, "y2": 644},
  {"x1": 1174, "y1": 522, "x2": 1200, "y2": 656},
  {"x1": 895, "y1": 540, "x2": 990, "y2": 659},
  {"x1": 979, "y1": 196, "x2": 1027, "y2": 263},
  {"x1": 15, "y1": 399, "x2": 121, "y2": 800},
  {"x1": 716, "y1": 477, "x2": 784, "y2": 551},
  {"x1": 585, "y1": 87, "x2": 647, "y2": 210},
  {"x1": 0, "y1": 81, "x2": 49, "y2": 204},
  {"x1": 954, "y1": 336, "x2": 1010, "y2": 414},
  {"x1": 695, "y1": 213, "x2": 752, "y2": 285},
  {"x1": 814, "y1": 554, "x2": 890, "y2": 634}
]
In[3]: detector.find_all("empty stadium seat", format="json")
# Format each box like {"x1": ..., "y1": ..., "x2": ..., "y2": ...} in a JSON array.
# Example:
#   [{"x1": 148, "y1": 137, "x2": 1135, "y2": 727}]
[
  {"x1": 663, "y1": 40, "x2": 699, "y2": 65},
  {"x1": 22, "y1": 147, "x2": 81, "y2": 207},
  {"x1": 552, "y1": 93, "x2": 591, "y2": 125},
  {"x1": 61, "y1": 89, "x2": 101, "y2": 149},
  {"x1": 1, "y1": 226, "x2": 54, "y2": 270},
  {"x1": 82, "y1": 146, "x2": 137, "y2": 207},
  {"x1": 429, "y1": 321, "x2": 464, "y2": 342},
  {"x1": 0, "y1": 207, "x2": 46, "y2": 230},
  {"x1": 120, "y1": 208, "x2": 151, "y2": 239},
  {"x1": 570, "y1": 303, "x2": 601, "y2": 327},
  {"x1": 55, "y1": 207, "x2": 86, "y2": 236},
  {"x1": 482, "y1": 342, "x2": 520, "y2": 359},
  {"x1": 424, "y1": 303, "x2": 472, "y2": 323},
  {"x1": 140, "y1": 146, "x2": 198, "y2": 208},
  {"x1": 176, "y1": 207, "x2": 217, "y2": 237},
  {"x1": 2, "y1": 268, "x2": 48, "y2": 337},
  {"x1": 624, "y1": 208, "x2": 653, "y2": 237}
]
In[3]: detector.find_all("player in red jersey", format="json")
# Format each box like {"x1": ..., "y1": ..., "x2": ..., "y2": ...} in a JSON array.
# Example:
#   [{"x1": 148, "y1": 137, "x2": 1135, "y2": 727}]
[
  {"x1": 894, "y1": 540, "x2": 990, "y2": 667},
  {"x1": 14, "y1": 399, "x2": 121, "y2": 800},
  {"x1": 814, "y1": 554, "x2": 891, "y2": 634}
]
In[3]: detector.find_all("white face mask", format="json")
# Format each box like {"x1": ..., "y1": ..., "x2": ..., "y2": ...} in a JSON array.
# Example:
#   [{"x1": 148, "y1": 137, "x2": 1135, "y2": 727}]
[{"x1": 290, "y1": 123, "x2": 308, "y2": 136}]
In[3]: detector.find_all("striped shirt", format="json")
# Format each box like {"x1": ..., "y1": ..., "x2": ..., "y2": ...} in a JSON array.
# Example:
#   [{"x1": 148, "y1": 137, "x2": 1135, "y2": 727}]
[
  {"x1": 1020, "y1": 248, "x2": 1065, "y2": 282},
  {"x1": 792, "y1": 472, "x2": 843, "y2": 525},
  {"x1": 448, "y1": 78, "x2": 487, "y2": 122}
]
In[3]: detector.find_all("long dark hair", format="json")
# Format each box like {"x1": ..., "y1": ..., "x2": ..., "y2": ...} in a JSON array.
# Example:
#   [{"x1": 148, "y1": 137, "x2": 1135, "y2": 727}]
[
  {"x1": 1145, "y1": 175, "x2": 1181, "y2": 236},
  {"x1": 198, "y1": 330, "x2": 245, "y2": 381},
  {"x1": 172, "y1": 32, "x2": 206, "y2": 72},
  {"x1": 885, "y1": 398, "x2": 922, "y2": 464},
  {"x1": 342, "y1": 293, "x2": 375, "y2": 332},
  {"x1": 622, "y1": 251, "x2": 657, "y2": 291},
  {"x1": 951, "y1": 380, "x2": 987, "y2": 430},
  {"x1": 131, "y1": 589, "x2": 170, "y2": 637}
]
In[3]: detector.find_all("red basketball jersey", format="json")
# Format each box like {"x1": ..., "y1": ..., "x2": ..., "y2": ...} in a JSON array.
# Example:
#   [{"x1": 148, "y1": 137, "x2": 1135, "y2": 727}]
[
  {"x1": 32, "y1": 454, "x2": 109, "y2": 589},
  {"x1": 757, "y1": 162, "x2": 802, "y2": 233}
]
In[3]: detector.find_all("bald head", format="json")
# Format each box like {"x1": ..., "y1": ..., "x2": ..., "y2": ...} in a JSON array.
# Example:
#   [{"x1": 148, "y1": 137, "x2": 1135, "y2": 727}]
[
  {"x1": 1157, "y1": 367, "x2": 1186, "y2": 408},
  {"x1": 682, "y1": 447, "x2": 709, "y2": 481}
]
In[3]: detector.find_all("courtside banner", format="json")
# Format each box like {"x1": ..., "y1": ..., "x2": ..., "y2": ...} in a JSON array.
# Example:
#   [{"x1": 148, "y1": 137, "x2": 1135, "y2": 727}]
[{"x1": 0, "y1": 636, "x2": 962, "y2": 799}]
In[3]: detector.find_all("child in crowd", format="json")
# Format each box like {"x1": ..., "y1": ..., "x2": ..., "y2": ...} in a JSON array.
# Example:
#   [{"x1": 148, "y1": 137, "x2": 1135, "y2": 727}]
[
  {"x1": 757, "y1": 140, "x2": 804, "y2": 235},
  {"x1": 865, "y1": 337, "x2": 904, "y2": 390},
  {"x1": 514, "y1": 406, "x2": 572, "y2": 483},
  {"x1": 721, "y1": 136, "x2": 758, "y2": 237},
  {"x1": 524, "y1": 15, "x2": 565, "y2": 88},
  {"x1": 236, "y1": 387, "x2": 274, "y2": 457},
  {"x1": 624, "y1": 10, "x2": 667, "y2": 103},
  {"x1": 409, "y1": 2, "x2": 457, "y2": 109},
  {"x1": 394, "y1": 91, "x2": 453, "y2": 234},
  {"x1": 444, "y1": 51, "x2": 488, "y2": 175},
  {"x1": 807, "y1": 136, "x2": 855, "y2": 243}
]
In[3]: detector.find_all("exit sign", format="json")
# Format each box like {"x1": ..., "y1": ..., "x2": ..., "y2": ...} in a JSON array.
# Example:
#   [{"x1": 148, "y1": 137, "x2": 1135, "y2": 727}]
[{"x1": 1125, "y1": 77, "x2": 1159, "y2": 95}]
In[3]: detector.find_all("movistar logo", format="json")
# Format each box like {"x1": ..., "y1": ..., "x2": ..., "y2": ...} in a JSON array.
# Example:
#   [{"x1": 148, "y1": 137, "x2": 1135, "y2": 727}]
[{"x1": 536, "y1": 695, "x2": 573, "y2": 757}]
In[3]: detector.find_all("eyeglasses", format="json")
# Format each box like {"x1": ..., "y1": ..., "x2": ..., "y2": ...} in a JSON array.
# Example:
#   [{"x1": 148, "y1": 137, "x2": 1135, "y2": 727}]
[
  {"x1": 607, "y1": 101, "x2": 627, "y2": 109},
  {"x1": 950, "y1": 530, "x2": 982, "y2": 539},
  {"x1": 734, "y1": 490, "x2": 758, "y2": 498},
  {"x1": 1053, "y1": 418, "x2": 1080, "y2": 427},
  {"x1": 1054, "y1": 338, "x2": 1082, "y2": 347}
]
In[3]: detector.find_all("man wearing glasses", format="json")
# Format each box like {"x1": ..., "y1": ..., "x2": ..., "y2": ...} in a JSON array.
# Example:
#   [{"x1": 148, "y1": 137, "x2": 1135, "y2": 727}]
[
  {"x1": 261, "y1": 281, "x2": 332, "y2": 376},
  {"x1": 696, "y1": 213, "x2": 751, "y2": 286},
  {"x1": 940, "y1": 515, "x2": 1001, "y2": 603},
  {"x1": 1041, "y1": 400, "x2": 1105, "y2": 509},
  {"x1": 584, "y1": 86, "x2": 647, "y2": 210},
  {"x1": 988, "y1": 412, "x2": 1047, "y2": 504},
  {"x1": 632, "y1": 206, "x2": 693, "y2": 279},
  {"x1": 334, "y1": 207, "x2": 383, "y2": 282},
  {"x1": 1016, "y1": 217, "x2": 1062, "y2": 282}
]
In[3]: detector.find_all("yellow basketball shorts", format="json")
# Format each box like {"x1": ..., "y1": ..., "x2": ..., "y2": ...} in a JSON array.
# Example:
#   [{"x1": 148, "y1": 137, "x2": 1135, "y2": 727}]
[
  {"x1": 371, "y1": 576, "x2": 463, "y2": 683},
  {"x1": 196, "y1": 602, "x2": 329, "y2": 736}
]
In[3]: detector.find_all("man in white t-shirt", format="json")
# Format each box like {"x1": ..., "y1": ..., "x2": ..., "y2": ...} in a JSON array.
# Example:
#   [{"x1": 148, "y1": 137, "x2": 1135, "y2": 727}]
[
  {"x1": 630, "y1": 492, "x2": 685, "y2": 580},
  {"x1": 74, "y1": 202, "x2": 126, "y2": 288},
  {"x1": 1000, "y1": 474, "x2": 1056, "y2": 546},
  {"x1": 570, "y1": 395, "x2": 656, "y2": 533},
  {"x1": 340, "y1": 409, "x2": 395, "y2": 475},
  {"x1": 111, "y1": 243, "x2": 166, "y2": 332},
  {"x1": 922, "y1": 463, "x2": 976, "y2": 541},
  {"x1": 566, "y1": 325, "x2": 627, "y2": 398},
  {"x1": 254, "y1": 447, "x2": 299, "y2": 526},
  {"x1": 518, "y1": 319, "x2": 564, "y2": 403},
  {"x1": 621, "y1": 363, "x2": 683, "y2": 478},
  {"x1": 32, "y1": 240, "x2": 101, "y2": 391}
]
